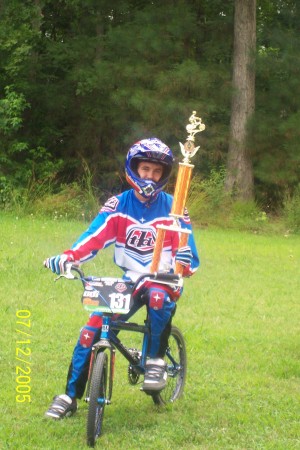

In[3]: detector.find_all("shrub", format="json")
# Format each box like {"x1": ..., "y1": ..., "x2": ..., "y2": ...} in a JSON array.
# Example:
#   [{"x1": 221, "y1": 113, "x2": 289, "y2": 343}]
[
  {"x1": 283, "y1": 185, "x2": 300, "y2": 233},
  {"x1": 187, "y1": 169, "x2": 230, "y2": 226},
  {"x1": 2, "y1": 158, "x2": 101, "y2": 220},
  {"x1": 0, "y1": 176, "x2": 12, "y2": 207},
  {"x1": 32, "y1": 183, "x2": 99, "y2": 221},
  {"x1": 228, "y1": 200, "x2": 268, "y2": 230},
  {"x1": 187, "y1": 169, "x2": 268, "y2": 231}
]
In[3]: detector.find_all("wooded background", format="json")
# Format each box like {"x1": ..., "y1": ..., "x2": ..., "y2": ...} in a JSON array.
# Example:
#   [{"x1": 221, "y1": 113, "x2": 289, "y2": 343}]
[{"x1": 0, "y1": 0, "x2": 299, "y2": 210}]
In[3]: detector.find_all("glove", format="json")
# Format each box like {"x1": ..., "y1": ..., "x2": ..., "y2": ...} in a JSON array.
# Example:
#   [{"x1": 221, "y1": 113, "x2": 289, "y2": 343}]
[
  {"x1": 175, "y1": 246, "x2": 192, "y2": 267},
  {"x1": 44, "y1": 253, "x2": 74, "y2": 275}
]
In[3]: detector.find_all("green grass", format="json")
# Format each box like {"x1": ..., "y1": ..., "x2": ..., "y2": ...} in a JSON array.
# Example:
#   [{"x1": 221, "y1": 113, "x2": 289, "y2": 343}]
[{"x1": 1, "y1": 214, "x2": 299, "y2": 449}]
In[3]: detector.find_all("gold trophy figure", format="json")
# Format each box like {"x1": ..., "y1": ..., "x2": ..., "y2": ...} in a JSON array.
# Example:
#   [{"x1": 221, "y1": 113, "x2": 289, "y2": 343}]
[{"x1": 150, "y1": 111, "x2": 205, "y2": 275}]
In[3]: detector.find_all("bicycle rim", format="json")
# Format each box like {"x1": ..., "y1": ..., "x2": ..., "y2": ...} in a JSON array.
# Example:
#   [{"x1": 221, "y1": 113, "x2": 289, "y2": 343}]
[
  {"x1": 86, "y1": 352, "x2": 108, "y2": 447},
  {"x1": 152, "y1": 325, "x2": 187, "y2": 405}
]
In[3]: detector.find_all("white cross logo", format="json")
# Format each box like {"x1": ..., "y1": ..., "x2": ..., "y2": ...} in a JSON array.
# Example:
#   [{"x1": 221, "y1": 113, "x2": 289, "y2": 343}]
[
  {"x1": 84, "y1": 332, "x2": 90, "y2": 340},
  {"x1": 154, "y1": 293, "x2": 161, "y2": 301},
  {"x1": 140, "y1": 217, "x2": 146, "y2": 223}
]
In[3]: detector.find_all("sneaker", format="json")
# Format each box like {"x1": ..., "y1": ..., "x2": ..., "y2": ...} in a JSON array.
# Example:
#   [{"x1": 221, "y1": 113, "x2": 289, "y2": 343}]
[
  {"x1": 45, "y1": 394, "x2": 77, "y2": 419},
  {"x1": 142, "y1": 358, "x2": 167, "y2": 392}
]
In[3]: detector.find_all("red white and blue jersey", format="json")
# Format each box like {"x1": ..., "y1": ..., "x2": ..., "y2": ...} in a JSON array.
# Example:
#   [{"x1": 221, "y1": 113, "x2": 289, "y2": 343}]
[{"x1": 65, "y1": 189, "x2": 199, "y2": 281}]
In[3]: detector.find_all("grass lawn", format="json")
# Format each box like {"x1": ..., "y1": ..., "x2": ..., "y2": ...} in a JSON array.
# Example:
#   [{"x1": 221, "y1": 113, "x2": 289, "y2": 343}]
[{"x1": 1, "y1": 214, "x2": 299, "y2": 449}]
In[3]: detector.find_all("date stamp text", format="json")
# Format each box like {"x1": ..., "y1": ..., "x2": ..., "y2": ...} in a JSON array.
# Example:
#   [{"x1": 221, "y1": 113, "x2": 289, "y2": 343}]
[{"x1": 16, "y1": 310, "x2": 31, "y2": 403}]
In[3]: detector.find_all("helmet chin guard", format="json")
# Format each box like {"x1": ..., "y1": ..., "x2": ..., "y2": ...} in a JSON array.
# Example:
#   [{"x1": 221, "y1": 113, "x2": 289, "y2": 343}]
[{"x1": 125, "y1": 138, "x2": 174, "y2": 199}]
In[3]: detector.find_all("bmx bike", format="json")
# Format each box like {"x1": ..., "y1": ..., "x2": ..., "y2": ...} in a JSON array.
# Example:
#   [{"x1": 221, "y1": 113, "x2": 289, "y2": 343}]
[{"x1": 57, "y1": 264, "x2": 187, "y2": 447}]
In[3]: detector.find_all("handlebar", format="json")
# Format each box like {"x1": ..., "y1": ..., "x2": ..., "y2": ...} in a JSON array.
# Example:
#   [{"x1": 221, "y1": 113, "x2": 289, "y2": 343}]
[
  {"x1": 55, "y1": 263, "x2": 182, "y2": 290},
  {"x1": 132, "y1": 271, "x2": 181, "y2": 291}
]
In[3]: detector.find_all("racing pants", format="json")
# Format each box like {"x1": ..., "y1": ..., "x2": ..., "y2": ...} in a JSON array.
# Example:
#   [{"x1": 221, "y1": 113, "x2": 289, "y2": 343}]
[{"x1": 65, "y1": 282, "x2": 179, "y2": 399}]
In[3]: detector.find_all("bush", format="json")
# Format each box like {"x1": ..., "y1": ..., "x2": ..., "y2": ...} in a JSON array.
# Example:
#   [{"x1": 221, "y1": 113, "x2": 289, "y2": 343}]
[
  {"x1": 283, "y1": 185, "x2": 300, "y2": 233},
  {"x1": 187, "y1": 169, "x2": 268, "y2": 231},
  {"x1": 187, "y1": 169, "x2": 228, "y2": 225},
  {"x1": 0, "y1": 176, "x2": 12, "y2": 207},
  {"x1": 31, "y1": 183, "x2": 100, "y2": 221},
  {"x1": 229, "y1": 200, "x2": 268, "y2": 229},
  {"x1": 1, "y1": 159, "x2": 101, "y2": 220}
]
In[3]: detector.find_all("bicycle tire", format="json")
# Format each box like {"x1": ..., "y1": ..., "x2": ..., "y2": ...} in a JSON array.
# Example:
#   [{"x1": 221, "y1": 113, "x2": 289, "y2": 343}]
[
  {"x1": 86, "y1": 351, "x2": 108, "y2": 447},
  {"x1": 151, "y1": 325, "x2": 187, "y2": 406}
]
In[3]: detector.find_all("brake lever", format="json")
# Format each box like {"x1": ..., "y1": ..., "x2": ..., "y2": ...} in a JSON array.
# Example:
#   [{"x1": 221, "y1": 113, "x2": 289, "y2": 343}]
[
  {"x1": 55, "y1": 273, "x2": 77, "y2": 281},
  {"x1": 54, "y1": 262, "x2": 78, "y2": 281}
]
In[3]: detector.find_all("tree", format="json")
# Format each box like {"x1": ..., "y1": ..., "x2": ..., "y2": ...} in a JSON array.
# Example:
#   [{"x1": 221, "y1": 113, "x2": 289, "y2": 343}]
[
  {"x1": 225, "y1": 0, "x2": 256, "y2": 200},
  {"x1": 251, "y1": 0, "x2": 300, "y2": 206},
  {"x1": 0, "y1": 0, "x2": 234, "y2": 193},
  {"x1": 0, "y1": 0, "x2": 298, "y2": 210}
]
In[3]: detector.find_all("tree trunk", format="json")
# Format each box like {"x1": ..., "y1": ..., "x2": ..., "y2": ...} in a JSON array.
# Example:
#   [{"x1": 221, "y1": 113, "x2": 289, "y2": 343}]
[{"x1": 225, "y1": 0, "x2": 256, "y2": 200}]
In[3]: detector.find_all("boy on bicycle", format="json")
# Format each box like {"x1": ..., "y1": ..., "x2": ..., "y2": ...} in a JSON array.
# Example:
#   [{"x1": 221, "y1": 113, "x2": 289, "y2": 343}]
[{"x1": 44, "y1": 137, "x2": 199, "y2": 419}]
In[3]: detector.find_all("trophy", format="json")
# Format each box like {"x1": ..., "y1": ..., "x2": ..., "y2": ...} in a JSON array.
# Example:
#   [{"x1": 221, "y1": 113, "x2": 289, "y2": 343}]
[{"x1": 150, "y1": 111, "x2": 205, "y2": 275}]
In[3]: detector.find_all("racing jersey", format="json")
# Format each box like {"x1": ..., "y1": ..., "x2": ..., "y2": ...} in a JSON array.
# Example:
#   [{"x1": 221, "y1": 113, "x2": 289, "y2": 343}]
[{"x1": 64, "y1": 189, "x2": 199, "y2": 281}]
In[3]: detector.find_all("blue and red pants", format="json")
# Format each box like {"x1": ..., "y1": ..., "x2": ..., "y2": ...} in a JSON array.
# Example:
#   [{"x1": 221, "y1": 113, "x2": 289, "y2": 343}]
[{"x1": 66, "y1": 282, "x2": 180, "y2": 399}]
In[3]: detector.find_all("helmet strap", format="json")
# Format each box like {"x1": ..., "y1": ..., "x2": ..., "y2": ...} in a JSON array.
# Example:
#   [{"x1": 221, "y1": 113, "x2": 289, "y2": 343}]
[{"x1": 141, "y1": 184, "x2": 156, "y2": 196}]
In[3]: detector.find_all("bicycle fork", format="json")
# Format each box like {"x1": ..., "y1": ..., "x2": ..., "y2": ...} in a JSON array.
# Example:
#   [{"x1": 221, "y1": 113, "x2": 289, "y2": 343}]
[
  {"x1": 86, "y1": 316, "x2": 115, "y2": 406},
  {"x1": 86, "y1": 316, "x2": 151, "y2": 407}
]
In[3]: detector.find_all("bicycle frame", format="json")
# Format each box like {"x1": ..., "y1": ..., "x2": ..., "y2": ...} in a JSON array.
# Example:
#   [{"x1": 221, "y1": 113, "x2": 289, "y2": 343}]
[
  {"x1": 63, "y1": 265, "x2": 183, "y2": 405},
  {"x1": 86, "y1": 314, "x2": 150, "y2": 404},
  {"x1": 55, "y1": 264, "x2": 187, "y2": 445}
]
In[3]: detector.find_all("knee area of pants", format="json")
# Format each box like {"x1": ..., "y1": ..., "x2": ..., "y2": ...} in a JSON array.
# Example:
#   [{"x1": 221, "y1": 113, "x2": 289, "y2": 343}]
[
  {"x1": 79, "y1": 326, "x2": 98, "y2": 348},
  {"x1": 87, "y1": 313, "x2": 103, "y2": 328}
]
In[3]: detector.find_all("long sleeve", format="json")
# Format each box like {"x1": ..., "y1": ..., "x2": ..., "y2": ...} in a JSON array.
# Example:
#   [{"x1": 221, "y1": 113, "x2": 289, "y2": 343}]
[{"x1": 64, "y1": 203, "x2": 118, "y2": 263}]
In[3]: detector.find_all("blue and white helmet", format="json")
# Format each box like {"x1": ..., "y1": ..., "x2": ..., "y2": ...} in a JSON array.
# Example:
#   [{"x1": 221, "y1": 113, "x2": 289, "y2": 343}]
[{"x1": 125, "y1": 138, "x2": 174, "y2": 199}]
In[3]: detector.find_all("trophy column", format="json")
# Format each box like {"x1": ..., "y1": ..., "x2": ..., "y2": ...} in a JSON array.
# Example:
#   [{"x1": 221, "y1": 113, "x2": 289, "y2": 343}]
[{"x1": 150, "y1": 111, "x2": 205, "y2": 275}]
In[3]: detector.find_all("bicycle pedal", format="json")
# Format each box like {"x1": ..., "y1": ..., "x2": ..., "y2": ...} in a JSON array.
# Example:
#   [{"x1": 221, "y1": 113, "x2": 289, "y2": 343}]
[{"x1": 128, "y1": 348, "x2": 141, "y2": 355}]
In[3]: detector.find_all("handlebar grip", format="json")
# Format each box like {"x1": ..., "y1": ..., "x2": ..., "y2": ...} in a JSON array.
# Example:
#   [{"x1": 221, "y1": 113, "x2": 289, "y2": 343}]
[
  {"x1": 154, "y1": 272, "x2": 181, "y2": 282},
  {"x1": 70, "y1": 264, "x2": 84, "y2": 277}
]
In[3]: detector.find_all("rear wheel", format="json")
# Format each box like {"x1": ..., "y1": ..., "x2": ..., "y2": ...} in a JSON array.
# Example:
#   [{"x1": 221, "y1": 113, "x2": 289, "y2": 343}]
[
  {"x1": 86, "y1": 352, "x2": 108, "y2": 447},
  {"x1": 151, "y1": 326, "x2": 187, "y2": 405}
]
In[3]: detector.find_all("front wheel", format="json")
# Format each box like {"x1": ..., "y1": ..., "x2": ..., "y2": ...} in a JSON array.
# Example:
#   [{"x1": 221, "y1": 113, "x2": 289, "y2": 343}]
[
  {"x1": 152, "y1": 325, "x2": 187, "y2": 405},
  {"x1": 86, "y1": 351, "x2": 108, "y2": 447}
]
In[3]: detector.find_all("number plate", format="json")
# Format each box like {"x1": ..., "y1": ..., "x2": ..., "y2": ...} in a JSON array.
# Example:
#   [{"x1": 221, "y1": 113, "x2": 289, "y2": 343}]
[{"x1": 81, "y1": 278, "x2": 134, "y2": 314}]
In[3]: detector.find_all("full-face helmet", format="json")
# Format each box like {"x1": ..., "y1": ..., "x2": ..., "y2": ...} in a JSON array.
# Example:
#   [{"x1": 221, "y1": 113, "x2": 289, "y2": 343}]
[{"x1": 125, "y1": 138, "x2": 174, "y2": 199}]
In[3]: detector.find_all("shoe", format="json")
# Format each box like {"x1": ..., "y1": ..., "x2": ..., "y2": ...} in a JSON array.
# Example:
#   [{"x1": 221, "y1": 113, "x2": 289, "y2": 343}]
[
  {"x1": 45, "y1": 394, "x2": 77, "y2": 419},
  {"x1": 142, "y1": 358, "x2": 167, "y2": 392}
]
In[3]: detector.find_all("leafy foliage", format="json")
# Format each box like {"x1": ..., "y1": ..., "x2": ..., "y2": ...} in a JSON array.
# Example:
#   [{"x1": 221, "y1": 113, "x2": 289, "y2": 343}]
[
  {"x1": 0, "y1": 0, "x2": 299, "y2": 213},
  {"x1": 252, "y1": 0, "x2": 300, "y2": 205},
  {"x1": 283, "y1": 184, "x2": 300, "y2": 233}
]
